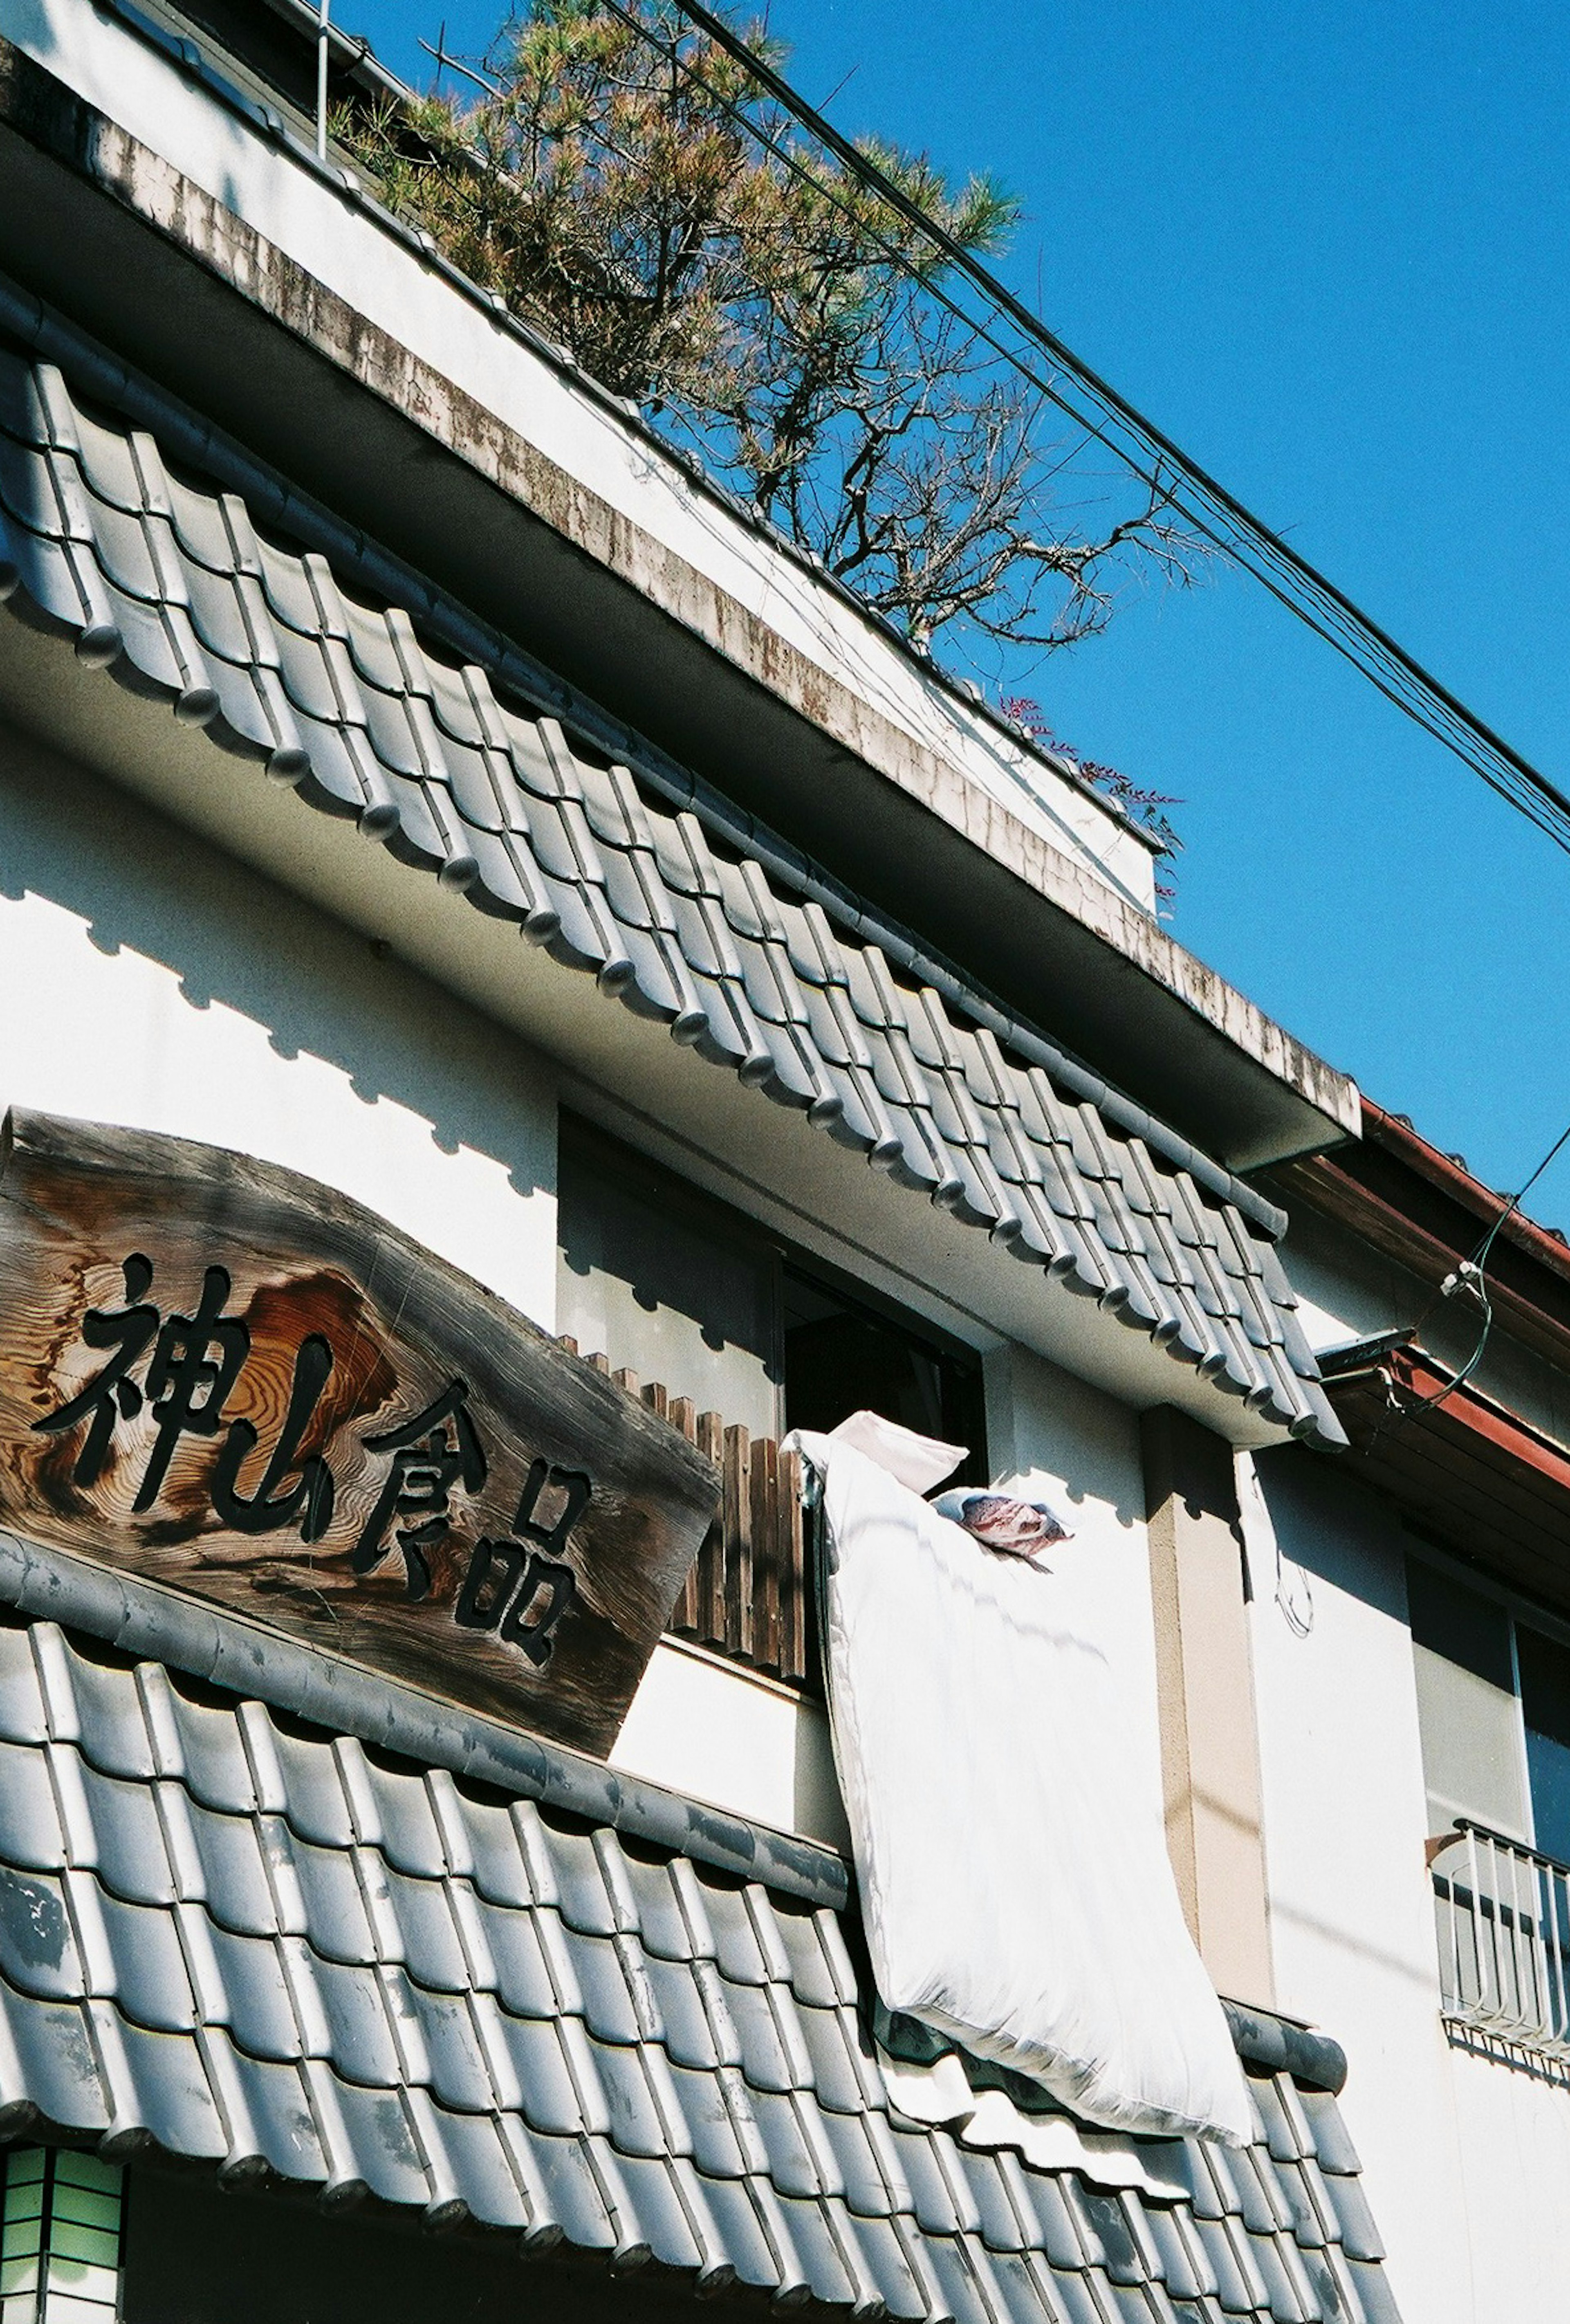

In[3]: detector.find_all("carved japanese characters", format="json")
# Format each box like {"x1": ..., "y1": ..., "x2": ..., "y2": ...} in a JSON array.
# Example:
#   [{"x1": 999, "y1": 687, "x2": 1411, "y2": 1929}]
[{"x1": 0, "y1": 1110, "x2": 718, "y2": 1756}]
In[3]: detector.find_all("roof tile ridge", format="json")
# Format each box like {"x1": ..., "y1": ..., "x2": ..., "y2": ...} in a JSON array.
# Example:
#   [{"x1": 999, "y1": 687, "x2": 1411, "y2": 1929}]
[
  {"x1": 0, "y1": 1532, "x2": 852, "y2": 1912},
  {"x1": 0, "y1": 270, "x2": 1284, "y2": 1238}
]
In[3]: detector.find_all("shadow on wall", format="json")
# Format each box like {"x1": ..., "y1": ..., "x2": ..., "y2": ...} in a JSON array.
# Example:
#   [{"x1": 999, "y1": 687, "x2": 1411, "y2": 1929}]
[
  {"x1": 1247, "y1": 1441, "x2": 1424, "y2": 1818},
  {"x1": 1250, "y1": 1441, "x2": 1411, "y2": 1618},
  {"x1": 792, "y1": 1692, "x2": 850, "y2": 1855},
  {"x1": 987, "y1": 1343, "x2": 1148, "y2": 1536},
  {"x1": 0, "y1": 723, "x2": 556, "y2": 1278}
]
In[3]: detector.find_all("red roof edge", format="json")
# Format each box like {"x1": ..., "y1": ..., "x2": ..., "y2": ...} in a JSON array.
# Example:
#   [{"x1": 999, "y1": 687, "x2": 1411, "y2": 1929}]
[{"x1": 1360, "y1": 1097, "x2": 1570, "y2": 1294}]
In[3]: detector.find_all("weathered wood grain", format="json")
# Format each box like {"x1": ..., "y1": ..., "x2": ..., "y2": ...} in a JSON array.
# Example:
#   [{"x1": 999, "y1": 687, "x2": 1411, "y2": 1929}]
[{"x1": 0, "y1": 1109, "x2": 718, "y2": 1758}]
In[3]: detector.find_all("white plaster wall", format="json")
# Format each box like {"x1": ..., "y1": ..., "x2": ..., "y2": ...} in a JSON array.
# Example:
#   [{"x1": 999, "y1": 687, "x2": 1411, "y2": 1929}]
[
  {"x1": 1246, "y1": 1449, "x2": 1476, "y2": 2324},
  {"x1": 5, "y1": 0, "x2": 1152, "y2": 911},
  {"x1": 0, "y1": 719, "x2": 559, "y2": 1323},
  {"x1": 612, "y1": 1638, "x2": 850, "y2": 1854},
  {"x1": 1447, "y1": 2046, "x2": 1570, "y2": 2317}
]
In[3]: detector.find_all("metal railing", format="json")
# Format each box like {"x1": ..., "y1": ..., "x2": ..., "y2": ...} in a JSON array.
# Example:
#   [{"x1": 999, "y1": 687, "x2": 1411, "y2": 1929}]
[
  {"x1": 1431, "y1": 1822, "x2": 1570, "y2": 2057},
  {"x1": 559, "y1": 1343, "x2": 814, "y2": 1689}
]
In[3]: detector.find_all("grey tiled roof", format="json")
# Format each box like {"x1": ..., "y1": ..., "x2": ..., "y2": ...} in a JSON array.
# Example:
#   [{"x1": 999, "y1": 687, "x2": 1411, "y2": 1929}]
[
  {"x1": 0, "y1": 1608, "x2": 1400, "y2": 2324},
  {"x1": 0, "y1": 326, "x2": 1341, "y2": 1447}
]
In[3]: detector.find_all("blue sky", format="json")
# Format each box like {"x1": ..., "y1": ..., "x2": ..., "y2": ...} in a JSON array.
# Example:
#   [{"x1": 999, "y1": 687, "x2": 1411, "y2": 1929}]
[{"x1": 358, "y1": 0, "x2": 1570, "y2": 1215}]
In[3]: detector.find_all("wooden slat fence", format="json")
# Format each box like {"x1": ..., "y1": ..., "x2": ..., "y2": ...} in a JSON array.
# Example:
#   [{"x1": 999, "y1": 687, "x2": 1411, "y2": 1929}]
[{"x1": 558, "y1": 1342, "x2": 813, "y2": 1688}]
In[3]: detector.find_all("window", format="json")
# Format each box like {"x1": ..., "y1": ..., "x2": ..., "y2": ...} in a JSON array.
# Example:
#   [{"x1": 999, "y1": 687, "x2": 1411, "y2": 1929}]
[
  {"x1": 556, "y1": 1113, "x2": 778, "y2": 1436},
  {"x1": 781, "y1": 1267, "x2": 985, "y2": 1463},
  {"x1": 0, "y1": 2147, "x2": 124, "y2": 2324},
  {"x1": 556, "y1": 1114, "x2": 986, "y2": 1476},
  {"x1": 1407, "y1": 1549, "x2": 1570, "y2": 1862},
  {"x1": 1518, "y1": 1625, "x2": 1570, "y2": 1864}
]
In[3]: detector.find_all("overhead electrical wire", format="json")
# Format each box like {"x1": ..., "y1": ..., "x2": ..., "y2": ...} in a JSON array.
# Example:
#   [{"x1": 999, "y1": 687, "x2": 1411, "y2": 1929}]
[
  {"x1": 1359, "y1": 1112, "x2": 1570, "y2": 1450},
  {"x1": 449, "y1": 5, "x2": 1570, "y2": 1463},
  {"x1": 587, "y1": 0, "x2": 1570, "y2": 855},
  {"x1": 1462, "y1": 1115, "x2": 1570, "y2": 1279}
]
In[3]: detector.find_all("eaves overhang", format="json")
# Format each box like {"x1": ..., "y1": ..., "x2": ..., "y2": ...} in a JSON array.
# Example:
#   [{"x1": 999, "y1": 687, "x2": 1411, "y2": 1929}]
[
  {"x1": 1275, "y1": 1097, "x2": 1570, "y2": 1377},
  {"x1": 1320, "y1": 1335, "x2": 1570, "y2": 1619},
  {"x1": 0, "y1": 311, "x2": 1345, "y2": 1448},
  {"x1": 0, "y1": 25, "x2": 1360, "y2": 1174}
]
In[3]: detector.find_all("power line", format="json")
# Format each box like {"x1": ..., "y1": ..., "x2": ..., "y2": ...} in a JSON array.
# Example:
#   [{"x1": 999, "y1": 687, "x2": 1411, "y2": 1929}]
[
  {"x1": 1458, "y1": 1110, "x2": 1570, "y2": 1292},
  {"x1": 653, "y1": 17, "x2": 1570, "y2": 1418},
  {"x1": 601, "y1": 0, "x2": 1570, "y2": 855},
  {"x1": 1368, "y1": 1111, "x2": 1570, "y2": 1445}
]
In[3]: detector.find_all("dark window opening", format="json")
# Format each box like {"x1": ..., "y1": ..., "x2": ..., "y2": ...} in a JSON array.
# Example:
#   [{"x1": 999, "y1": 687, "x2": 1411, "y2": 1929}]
[
  {"x1": 1407, "y1": 1558, "x2": 1516, "y2": 1694},
  {"x1": 556, "y1": 1115, "x2": 987, "y2": 1478},
  {"x1": 781, "y1": 1265, "x2": 987, "y2": 1484},
  {"x1": 556, "y1": 1115, "x2": 778, "y2": 1437}
]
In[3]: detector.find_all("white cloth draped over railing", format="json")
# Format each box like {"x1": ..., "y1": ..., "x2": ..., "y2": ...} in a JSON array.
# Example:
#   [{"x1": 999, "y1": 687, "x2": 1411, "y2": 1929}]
[{"x1": 791, "y1": 1430, "x2": 1254, "y2": 2146}]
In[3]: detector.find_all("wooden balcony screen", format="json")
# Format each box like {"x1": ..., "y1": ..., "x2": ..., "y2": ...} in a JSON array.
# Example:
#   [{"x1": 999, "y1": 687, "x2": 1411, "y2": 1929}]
[{"x1": 558, "y1": 1344, "x2": 814, "y2": 1689}]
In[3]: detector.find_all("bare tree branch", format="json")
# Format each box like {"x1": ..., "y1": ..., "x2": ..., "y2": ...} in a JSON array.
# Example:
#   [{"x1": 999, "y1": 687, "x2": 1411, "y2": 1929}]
[{"x1": 340, "y1": 0, "x2": 1207, "y2": 702}]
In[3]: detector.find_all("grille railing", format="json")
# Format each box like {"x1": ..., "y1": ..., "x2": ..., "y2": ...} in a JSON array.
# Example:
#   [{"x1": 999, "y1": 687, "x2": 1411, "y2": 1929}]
[
  {"x1": 1431, "y1": 1822, "x2": 1570, "y2": 2056},
  {"x1": 559, "y1": 1344, "x2": 814, "y2": 1689}
]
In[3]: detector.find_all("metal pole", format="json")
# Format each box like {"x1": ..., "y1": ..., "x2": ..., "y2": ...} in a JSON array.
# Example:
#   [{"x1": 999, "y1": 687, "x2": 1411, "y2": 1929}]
[{"x1": 316, "y1": 0, "x2": 330, "y2": 161}]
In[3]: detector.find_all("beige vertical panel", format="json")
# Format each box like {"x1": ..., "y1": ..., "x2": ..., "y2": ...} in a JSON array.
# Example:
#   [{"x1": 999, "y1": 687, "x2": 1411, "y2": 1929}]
[{"x1": 1142, "y1": 1406, "x2": 1275, "y2": 2009}]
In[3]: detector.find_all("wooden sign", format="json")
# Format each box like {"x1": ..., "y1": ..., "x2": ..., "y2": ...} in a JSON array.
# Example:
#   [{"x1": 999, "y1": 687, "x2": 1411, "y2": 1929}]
[{"x1": 0, "y1": 1109, "x2": 719, "y2": 1758}]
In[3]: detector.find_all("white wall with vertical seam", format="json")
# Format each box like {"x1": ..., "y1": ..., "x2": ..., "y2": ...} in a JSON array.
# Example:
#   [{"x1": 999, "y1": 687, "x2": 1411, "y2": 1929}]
[{"x1": 1246, "y1": 1449, "x2": 1477, "y2": 2324}]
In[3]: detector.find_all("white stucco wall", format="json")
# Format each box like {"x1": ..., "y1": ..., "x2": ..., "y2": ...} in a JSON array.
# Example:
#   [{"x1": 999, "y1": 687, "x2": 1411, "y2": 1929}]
[
  {"x1": 1243, "y1": 1445, "x2": 1570, "y2": 2324},
  {"x1": 1446, "y1": 2044, "x2": 1570, "y2": 2317},
  {"x1": 0, "y1": 718, "x2": 560, "y2": 1323},
  {"x1": 611, "y1": 1638, "x2": 850, "y2": 1853}
]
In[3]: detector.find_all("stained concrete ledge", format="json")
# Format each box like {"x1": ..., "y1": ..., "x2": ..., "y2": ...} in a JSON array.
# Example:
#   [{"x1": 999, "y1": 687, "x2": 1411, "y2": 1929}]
[{"x1": 0, "y1": 30, "x2": 1360, "y2": 1168}]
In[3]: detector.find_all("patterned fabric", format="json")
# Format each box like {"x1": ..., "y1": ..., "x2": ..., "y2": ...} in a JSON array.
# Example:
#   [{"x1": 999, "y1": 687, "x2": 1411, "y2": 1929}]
[
  {"x1": 0, "y1": 1613, "x2": 1400, "y2": 2322},
  {"x1": 0, "y1": 337, "x2": 1340, "y2": 1447}
]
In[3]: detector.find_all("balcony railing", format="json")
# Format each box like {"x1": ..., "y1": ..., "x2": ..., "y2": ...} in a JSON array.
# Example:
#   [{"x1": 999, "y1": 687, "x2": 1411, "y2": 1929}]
[
  {"x1": 1431, "y1": 1822, "x2": 1570, "y2": 2058},
  {"x1": 559, "y1": 1344, "x2": 815, "y2": 1689}
]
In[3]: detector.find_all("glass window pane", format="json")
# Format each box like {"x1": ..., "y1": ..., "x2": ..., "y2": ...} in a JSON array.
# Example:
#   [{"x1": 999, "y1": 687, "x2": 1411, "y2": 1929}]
[
  {"x1": 47, "y1": 2225, "x2": 118, "y2": 2270},
  {"x1": 1, "y1": 2149, "x2": 123, "y2": 2324},
  {"x1": 47, "y1": 2196, "x2": 117, "y2": 2237},
  {"x1": 1518, "y1": 1624, "x2": 1570, "y2": 1864},
  {"x1": 1407, "y1": 1557, "x2": 1515, "y2": 1687},
  {"x1": 556, "y1": 1115, "x2": 780, "y2": 1436},
  {"x1": 48, "y1": 2164, "x2": 117, "y2": 2201},
  {"x1": 1406, "y1": 1557, "x2": 1528, "y2": 1840}
]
